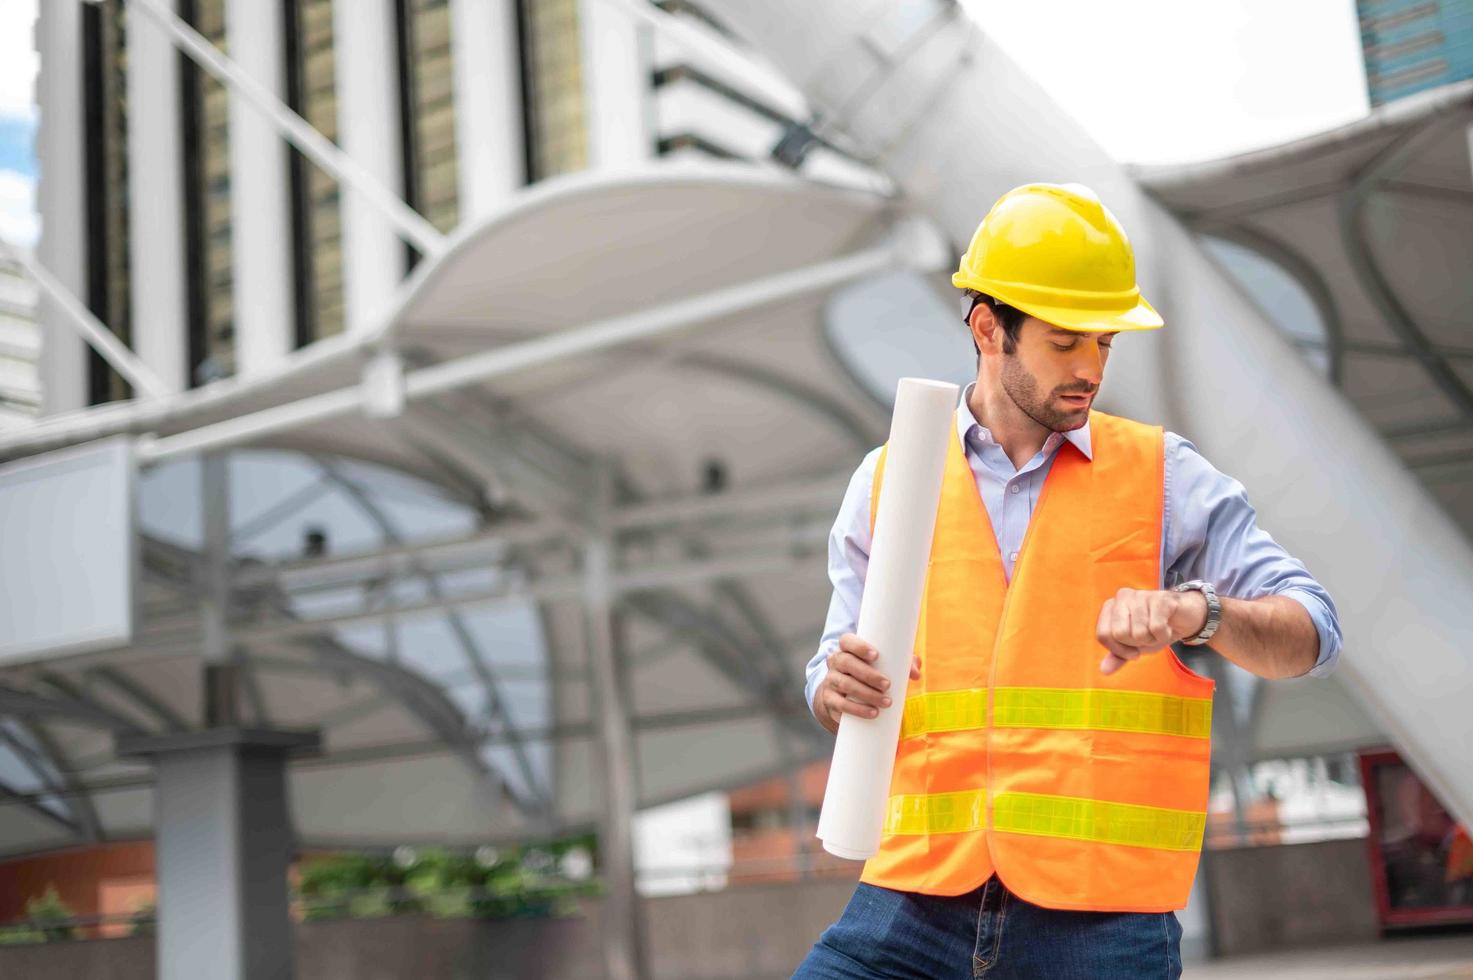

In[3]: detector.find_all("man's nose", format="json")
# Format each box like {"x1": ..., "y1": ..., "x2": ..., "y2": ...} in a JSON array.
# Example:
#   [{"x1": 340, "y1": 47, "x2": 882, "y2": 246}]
[{"x1": 1074, "y1": 343, "x2": 1104, "y2": 384}]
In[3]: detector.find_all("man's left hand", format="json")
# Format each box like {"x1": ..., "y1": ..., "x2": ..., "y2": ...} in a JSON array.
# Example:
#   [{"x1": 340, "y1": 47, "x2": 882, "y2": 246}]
[{"x1": 1096, "y1": 587, "x2": 1209, "y2": 675}]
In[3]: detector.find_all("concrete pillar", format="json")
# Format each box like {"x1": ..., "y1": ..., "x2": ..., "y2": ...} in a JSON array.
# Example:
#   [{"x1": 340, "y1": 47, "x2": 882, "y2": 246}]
[
  {"x1": 34, "y1": 1, "x2": 89, "y2": 415},
  {"x1": 224, "y1": 0, "x2": 294, "y2": 376},
  {"x1": 449, "y1": 0, "x2": 525, "y2": 216},
  {"x1": 577, "y1": 0, "x2": 651, "y2": 171},
  {"x1": 585, "y1": 464, "x2": 647, "y2": 980},
  {"x1": 119, "y1": 729, "x2": 319, "y2": 980},
  {"x1": 332, "y1": 0, "x2": 405, "y2": 337},
  {"x1": 124, "y1": 0, "x2": 190, "y2": 393}
]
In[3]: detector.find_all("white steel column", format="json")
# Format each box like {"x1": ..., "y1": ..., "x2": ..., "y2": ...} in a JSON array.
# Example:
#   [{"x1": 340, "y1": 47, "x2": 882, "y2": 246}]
[
  {"x1": 224, "y1": 0, "x2": 294, "y2": 375},
  {"x1": 34, "y1": 2, "x2": 89, "y2": 414},
  {"x1": 124, "y1": 0, "x2": 190, "y2": 393},
  {"x1": 578, "y1": 0, "x2": 650, "y2": 170},
  {"x1": 585, "y1": 463, "x2": 647, "y2": 980},
  {"x1": 450, "y1": 0, "x2": 525, "y2": 216},
  {"x1": 332, "y1": 0, "x2": 406, "y2": 336}
]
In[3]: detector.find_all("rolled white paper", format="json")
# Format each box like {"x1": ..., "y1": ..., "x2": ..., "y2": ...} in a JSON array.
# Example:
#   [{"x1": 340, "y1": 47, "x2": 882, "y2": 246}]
[{"x1": 817, "y1": 377, "x2": 959, "y2": 860}]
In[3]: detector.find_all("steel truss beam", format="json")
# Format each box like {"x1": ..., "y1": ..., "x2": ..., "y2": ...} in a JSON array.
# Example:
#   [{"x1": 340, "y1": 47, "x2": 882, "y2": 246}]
[
  {"x1": 138, "y1": 535, "x2": 517, "y2": 809},
  {"x1": 1338, "y1": 111, "x2": 1473, "y2": 422},
  {"x1": 0, "y1": 722, "x2": 96, "y2": 840},
  {"x1": 313, "y1": 457, "x2": 549, "y2": 812}
]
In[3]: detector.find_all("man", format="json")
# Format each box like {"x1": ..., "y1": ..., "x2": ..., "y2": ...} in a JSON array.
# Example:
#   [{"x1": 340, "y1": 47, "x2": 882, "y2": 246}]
[{"x1": 796, "y1": 183, "x2": 1342, "y2": 979}]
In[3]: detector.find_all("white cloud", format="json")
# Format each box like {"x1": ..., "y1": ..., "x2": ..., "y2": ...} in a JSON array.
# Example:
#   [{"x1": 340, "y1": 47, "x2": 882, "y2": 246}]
[
  {"x1": 0, "y1": 169, "x2": 39, "y2": 248},
  {"x1": 0, "y1": 0, "x2": 39, "y2": 122}
]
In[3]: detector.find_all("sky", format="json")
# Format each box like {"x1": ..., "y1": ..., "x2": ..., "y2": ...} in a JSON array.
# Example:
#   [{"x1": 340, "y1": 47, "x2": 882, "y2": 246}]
[
  {"x1": 0, "y1": 0, "x2": 1370, "y2": 249},
  {"x1": 0, "y1": 0, "x2": 37, "y2": 248},
  {"x1": 959, "y1": 0, "x2": 1370, "y2": 165}
]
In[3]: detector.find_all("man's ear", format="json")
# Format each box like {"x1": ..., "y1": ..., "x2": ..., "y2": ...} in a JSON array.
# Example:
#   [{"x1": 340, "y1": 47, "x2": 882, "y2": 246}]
[{"x1": 969, "y1": 301, "x2": 1002, "y2": 355}]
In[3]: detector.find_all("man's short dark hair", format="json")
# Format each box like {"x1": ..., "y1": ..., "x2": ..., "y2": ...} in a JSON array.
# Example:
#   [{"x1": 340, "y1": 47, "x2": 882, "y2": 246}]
[{"x1": 963, "y1": 289, "x2": 1027, "y2": 356}]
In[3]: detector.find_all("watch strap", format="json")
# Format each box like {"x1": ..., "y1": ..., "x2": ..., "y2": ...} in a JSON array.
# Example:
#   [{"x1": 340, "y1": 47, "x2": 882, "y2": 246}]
[{"x1": 1173, "y1": 580, "x2": 1221, "y2": 646}]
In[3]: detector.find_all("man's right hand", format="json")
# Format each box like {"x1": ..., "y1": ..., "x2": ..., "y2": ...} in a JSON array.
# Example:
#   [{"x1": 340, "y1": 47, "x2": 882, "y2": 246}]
[{"x1": 813, "y1": 633, "x2": 922, "y2": 736}]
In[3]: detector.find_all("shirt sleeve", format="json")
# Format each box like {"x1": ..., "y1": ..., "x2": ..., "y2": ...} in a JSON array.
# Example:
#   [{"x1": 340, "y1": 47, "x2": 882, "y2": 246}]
[
  {"x1": 805, "y1": 446, "x2": 884, "y2": 721},
  {"x1": 1163, "y1": 432, "x2": 1344, "y2": 678}
]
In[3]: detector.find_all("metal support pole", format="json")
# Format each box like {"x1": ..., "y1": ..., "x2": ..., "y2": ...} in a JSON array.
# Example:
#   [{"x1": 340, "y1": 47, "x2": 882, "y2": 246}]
[
  {"x1": 201, "y1": 452, "x2": 239, "y2": 726},
  {"x1": 585, "y1": 462, "x2": 646, "y2": 980}
]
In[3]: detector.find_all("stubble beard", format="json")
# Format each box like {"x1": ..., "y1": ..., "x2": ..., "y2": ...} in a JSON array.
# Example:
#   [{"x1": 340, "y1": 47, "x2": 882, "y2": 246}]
[{"x1": 1000, "y1": 353, "x2": 1094, "y2": 433}]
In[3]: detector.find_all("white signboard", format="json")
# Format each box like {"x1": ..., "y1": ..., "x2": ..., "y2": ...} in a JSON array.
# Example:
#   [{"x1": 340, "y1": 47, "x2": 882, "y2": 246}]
[{"x1": 0, "y1": 436, "x2": 137, "y2": 665}]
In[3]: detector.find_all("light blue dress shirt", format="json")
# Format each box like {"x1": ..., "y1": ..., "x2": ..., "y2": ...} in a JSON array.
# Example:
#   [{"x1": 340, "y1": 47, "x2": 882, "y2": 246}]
[{"x1": 805, "y1": 384, "x2": 1343, "y2": 718}]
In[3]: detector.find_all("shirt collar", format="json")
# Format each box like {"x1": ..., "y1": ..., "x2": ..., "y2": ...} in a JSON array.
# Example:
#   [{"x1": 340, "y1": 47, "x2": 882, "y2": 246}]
[{"x1": 956, "y1": 382, "x2": 1094, "y2": 461}]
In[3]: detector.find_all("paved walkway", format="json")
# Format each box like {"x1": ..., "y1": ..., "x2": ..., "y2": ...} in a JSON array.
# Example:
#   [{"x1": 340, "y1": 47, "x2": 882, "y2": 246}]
[{"x1": 1189, "y1": 934, "x2": 1473, "y2": 979}]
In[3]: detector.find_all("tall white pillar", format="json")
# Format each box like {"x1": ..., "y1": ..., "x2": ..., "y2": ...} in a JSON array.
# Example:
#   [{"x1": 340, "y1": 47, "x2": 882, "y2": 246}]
[
  {"x1": 333, "y1": 0, "x2": 405, "y2": 337},
  {"x1": 449, "y1": 0, "x2": 525, "y2": 217},
  {"x1": 578, "y1": 0, "x2": 651, "y2": 171},
  {"x1": 124, "y1": 0, "x2": 190, "y2": 393},
  {"x1": 34, "y1": 1, "x2": 89, "y2": 414},
  {"x1": 225, "y1": 0, "x2": 294, "y2": 376}
]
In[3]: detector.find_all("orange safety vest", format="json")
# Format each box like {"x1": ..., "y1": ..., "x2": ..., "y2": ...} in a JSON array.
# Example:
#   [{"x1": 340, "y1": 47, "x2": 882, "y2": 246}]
[{"x1": 858, "y1": 411, "x2": 1215, "y2": 912}]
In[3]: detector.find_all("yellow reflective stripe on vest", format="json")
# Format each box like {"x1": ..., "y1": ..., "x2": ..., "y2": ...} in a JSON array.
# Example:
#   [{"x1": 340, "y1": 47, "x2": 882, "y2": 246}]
[
  {"x1": 900, "y1": 690, "x2": 988, "y2": 740},
  {"x1": 899, "y1": 687, "x2": 1211, "y2": 740},
  {"x1": 993, "y1": 791, "x2": 1206, "y2": 852},
  {"x1": 884, "y1": 789, "x2": 987, "y2": 835},
  {"x1": 884, "y1": 790, "x2": 1206, "y2": 851},
  {"x1": 993, "y1": 687, "x2": 1211, "y2": 739}
]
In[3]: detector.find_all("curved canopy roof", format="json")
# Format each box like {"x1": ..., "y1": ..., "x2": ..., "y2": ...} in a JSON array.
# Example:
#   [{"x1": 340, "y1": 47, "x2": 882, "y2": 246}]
[
  {"x1": 1131, "y1": 82, "x2": 1473, "y2": 775},
  {"x1": 1134, "y1": 79, "x2": 1473, "y2": 537},
  {"x1": 0, "y1": 163, "x2": 952, "y2": 856}
]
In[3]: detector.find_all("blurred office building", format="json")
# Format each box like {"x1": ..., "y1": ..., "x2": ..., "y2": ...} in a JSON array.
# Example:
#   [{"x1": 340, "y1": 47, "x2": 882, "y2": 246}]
[
  {"x1": 1357, "y1": 0, "x2": 1473, "y2": 105},
  {"x1": 36, "y1": 0, "x2": 878, "y2": 411},
  {"x1": 0, "y1": 250, "x2": 39, "y2": 423}
]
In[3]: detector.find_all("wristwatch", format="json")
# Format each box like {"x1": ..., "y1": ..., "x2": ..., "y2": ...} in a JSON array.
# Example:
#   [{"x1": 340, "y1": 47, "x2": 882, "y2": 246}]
[{"x1": 1171, "y1": 580, "x2": 1221, "y2": 646}]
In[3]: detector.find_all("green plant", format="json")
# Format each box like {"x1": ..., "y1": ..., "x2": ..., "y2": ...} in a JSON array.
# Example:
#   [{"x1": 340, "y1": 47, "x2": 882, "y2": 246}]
[
  {"x1": 292, "y1": 835, "x2": 602, "y2": 923},
  {"x1": 129, "y1": 901, "x2": 156, "y2": 936},
  {"x1": 0, "y1": 886, "x2": 78, "y2": 943},
  {"x1": 27, "y1": 886, "x2": 76, "y2": 942}
]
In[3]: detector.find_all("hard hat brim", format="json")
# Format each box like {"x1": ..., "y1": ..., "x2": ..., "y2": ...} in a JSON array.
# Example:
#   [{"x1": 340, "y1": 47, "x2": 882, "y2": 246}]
[
  {"x1": 960, "y1": 282, "x2": 1164, "y2": 333},
  {"x1": 1015, "y1": 294, "x2": 1164, "y2": 333}
]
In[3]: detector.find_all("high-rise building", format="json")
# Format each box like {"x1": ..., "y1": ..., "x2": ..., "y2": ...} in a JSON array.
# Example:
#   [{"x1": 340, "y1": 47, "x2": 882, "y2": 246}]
[
  {"x1": 0, "y1": 251, "x2": 39, "y2": 424},
  {"x1": 34, "y1": 0, "x2": 876, "y2": 413},
  {"x1": 1357, "y1": 0, "x2": 1473, "y2": 105}
]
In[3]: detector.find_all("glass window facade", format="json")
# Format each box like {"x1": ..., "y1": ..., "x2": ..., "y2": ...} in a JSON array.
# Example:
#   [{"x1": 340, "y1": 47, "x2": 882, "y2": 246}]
[
  {"x1": 1358, "y1": 0, "x2": 1473, "y2": 105},
  {"x1": 181, "y1": 0, "x2": 236, "y2": 384},
  {"x1": 400, "y1": 0, "x2": 460, "y2": 238},
  {"x1": 286, "y1": 0, "x2": 346, "y2": 345},
  {"x1": 81, "y1": 0, "x2": 133, "y2": 405},
  {"x1": 518, "y1": 0, "x2": 590, "y2": 181},
  {"x1": 0, "y1": 257, "x2": 39, "y2": 419}
]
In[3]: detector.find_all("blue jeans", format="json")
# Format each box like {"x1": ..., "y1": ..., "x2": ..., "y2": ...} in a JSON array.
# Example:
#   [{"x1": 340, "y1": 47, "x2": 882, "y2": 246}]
[{"x1": 794, "y1": 875, "x2": 1183, "y2": 979}]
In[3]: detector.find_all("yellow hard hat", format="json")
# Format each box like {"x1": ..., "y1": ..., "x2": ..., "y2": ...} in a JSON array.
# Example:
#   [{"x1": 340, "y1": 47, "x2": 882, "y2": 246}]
[{"x1": 952, "y1": 182, "x2": 1162, "y2": 333}]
